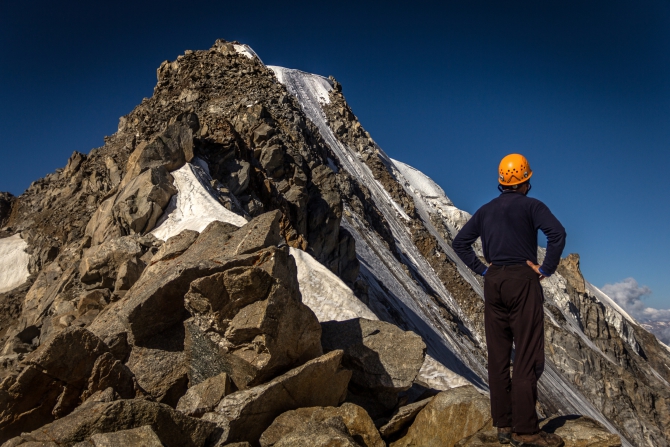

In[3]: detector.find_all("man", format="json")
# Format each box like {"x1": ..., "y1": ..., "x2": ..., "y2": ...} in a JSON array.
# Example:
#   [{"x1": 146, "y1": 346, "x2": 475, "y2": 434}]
[{"x1": 453, "y1": 154, "x2": 566, "y2": 447}]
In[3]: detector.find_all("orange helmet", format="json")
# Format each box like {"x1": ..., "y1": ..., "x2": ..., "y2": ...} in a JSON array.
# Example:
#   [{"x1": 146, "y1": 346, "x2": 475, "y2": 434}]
[{"x1": 498, "y1": 154, "x2": 533, "y2": 185}]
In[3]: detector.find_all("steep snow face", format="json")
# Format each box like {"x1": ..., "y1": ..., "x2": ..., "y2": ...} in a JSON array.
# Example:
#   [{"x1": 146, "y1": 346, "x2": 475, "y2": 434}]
[
  {"x1": 233, "y1": 44, "x2": 262, "y2": 62},
  {"x1": 268, "y1": 66, "x2": 332, "y2": 105},
  {"x1": 290, "y1": 247, "x2": 377, "y2": 322},
  {"x1": 0, "y1": 234, "x2": 30, "y2": 294},
  {"x1": 152, "y1": 162, "x2": 248, "y2": 241},
  {"x1": 392, "y1": 159, "x2": 472, "y2": 233}
]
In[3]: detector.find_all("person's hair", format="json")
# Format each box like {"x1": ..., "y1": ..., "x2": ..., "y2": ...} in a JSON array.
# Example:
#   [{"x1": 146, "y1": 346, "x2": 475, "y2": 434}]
[{"x1": 500, "y1": 180, "x2": 530, "y2": 191}]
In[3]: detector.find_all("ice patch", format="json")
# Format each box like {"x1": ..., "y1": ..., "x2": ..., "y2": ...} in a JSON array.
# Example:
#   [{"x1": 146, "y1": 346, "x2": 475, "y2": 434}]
[
  {"x1": 290, "y1": 247, "x2": 377, "y2": 322},
  {"x1": 152, "y1": 162, "x2": 248, "y2": 241},
  {"x1": 268, "y1": 66, "x2": 332, "y2": 104},
  {"x1": 233, "y1": 44, "x2": 262, "y2": 62},
  {"x1": 0, "y1": 234, "x2": 30, "y2": 294}
]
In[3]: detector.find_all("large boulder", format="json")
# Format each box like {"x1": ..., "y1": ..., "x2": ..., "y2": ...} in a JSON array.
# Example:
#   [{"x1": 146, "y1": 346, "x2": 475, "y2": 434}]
[
  {"x1": 3, "y1": 399, "x2": 218, "y2": 447},
  {"x1": 321, "y1": 318, "x2": 426, "y2": 393},
  {"x1": 125, "y1": 328, "x2": 189, "y2": 407},
  {"x1": 204, "y1": 350, "x2": 352, "y2": 444},
  {"x1": 321, "y1": 318, "x2": 426, "y2": 417},
  {"x1": 0, "y1": 328, "x2": 135, "y2": 443},
  {"x1": 260, "y1": 403, "x2": 384, "y2": 447},
  {"x1": 184, "y1": 226, "x2": 322, "y2": 387},
  {"x1": 390, "y1": 385, "x2": 491, "y2": 447}
]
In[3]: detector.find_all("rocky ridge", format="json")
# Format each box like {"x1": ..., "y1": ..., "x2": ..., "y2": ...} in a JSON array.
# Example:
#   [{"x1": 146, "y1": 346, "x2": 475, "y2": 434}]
[{"x1": 0, "y1": 39, "x2": 662, "y2": 446}]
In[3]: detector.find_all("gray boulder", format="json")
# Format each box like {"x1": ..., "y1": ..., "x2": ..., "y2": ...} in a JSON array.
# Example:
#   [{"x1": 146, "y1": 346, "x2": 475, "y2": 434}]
[{"x1": 205, "y1": 350, "x2": 352, "y2": 444}]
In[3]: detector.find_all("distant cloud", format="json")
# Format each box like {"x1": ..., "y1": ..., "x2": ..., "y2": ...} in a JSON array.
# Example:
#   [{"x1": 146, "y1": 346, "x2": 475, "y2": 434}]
[{"x1": 602, "y1": 278, "x2": 670, "y2": 344}]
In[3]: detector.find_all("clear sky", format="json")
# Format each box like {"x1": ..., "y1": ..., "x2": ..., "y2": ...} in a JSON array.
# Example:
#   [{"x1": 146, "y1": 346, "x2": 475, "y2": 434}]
[{"x1": 1, "y1": 1, "x2": 669, "y2": 316}]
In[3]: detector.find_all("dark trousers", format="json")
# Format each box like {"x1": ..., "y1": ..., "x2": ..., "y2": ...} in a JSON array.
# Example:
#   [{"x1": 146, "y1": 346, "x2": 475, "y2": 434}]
[{"x1": 484, "y1": 264, "x2": 545, "y2": 434}]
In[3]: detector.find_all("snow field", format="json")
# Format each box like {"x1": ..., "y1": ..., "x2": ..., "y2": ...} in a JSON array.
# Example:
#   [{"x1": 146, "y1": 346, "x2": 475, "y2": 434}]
[
  {"x1": 0, "y1": 234, "x2": 30, "y2": 294},
  {"x1": 152, "y1": 162, "x2": 248, "y2": 241}
]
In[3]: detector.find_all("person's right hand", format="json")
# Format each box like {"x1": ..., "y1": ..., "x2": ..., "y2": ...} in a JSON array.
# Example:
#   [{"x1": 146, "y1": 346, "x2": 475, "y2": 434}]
[{"x1": 526, "y1": 260, "x2": 545, "y2": 280}]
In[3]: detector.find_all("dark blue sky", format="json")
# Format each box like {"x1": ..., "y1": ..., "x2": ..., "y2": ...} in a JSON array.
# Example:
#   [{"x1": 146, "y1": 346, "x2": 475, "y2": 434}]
[{"x1": 1, "y1": 0, "x2": 669, "y2": 310}]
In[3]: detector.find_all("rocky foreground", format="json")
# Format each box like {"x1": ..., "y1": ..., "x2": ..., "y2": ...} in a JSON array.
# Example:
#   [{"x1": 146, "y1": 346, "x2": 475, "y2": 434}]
[
  {"x1": 0, "y1": 39, "x2": 661, "y2": 446},
  {"x1": 0, "y1": 211, "x2": 619, "y2": 446}
]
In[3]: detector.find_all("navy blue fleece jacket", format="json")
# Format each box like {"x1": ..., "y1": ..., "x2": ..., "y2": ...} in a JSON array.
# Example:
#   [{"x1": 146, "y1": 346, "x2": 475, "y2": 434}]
[{"x1": 452, "y1": 191, "x2": 566, "y2": 276}]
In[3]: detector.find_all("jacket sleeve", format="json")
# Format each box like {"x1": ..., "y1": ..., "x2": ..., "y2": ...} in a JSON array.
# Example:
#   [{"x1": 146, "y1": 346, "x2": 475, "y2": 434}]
[
  {"x1": 453, "y1": 212, "x2": 488, "y2": 275},
  {"x1": 534, "y1": 202, "x2": 566, "y2": 276}
]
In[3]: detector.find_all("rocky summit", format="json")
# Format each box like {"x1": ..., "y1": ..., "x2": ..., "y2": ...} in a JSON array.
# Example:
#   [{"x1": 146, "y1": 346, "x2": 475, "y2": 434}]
[{"x1": 0, "y1": 39, "x2": 666, "y2": 446}]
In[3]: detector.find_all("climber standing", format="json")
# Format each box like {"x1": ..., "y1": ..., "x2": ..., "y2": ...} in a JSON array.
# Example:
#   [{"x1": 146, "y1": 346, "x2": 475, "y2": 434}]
[{"x1": 452, "y1": 154, "x2": 566, "y2": 447}]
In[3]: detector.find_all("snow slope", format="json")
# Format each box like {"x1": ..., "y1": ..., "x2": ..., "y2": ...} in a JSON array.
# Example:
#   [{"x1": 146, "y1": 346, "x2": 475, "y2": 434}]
[
  {"x1": 0, "y1": 234, "x2": 30, "y2": 294},
  {"x1": 290, "y1": 247, "x2": 377, "y2": 322},
  {"x1": 152, "y1": 162, "x2": 248, "y2": 241}
]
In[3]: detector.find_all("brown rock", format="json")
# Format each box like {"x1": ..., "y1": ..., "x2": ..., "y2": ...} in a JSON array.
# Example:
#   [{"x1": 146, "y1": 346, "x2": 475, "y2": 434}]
[
  {"x1": 0, "y1": 328, "x2": 135, "y2": 441},
  {"x1": 87, "y1": 425, "x2": 163, "y2": 446},
  {"x1": 125, "y1": 329, "x2": 189, "y2": 407},
  {"x1": 378, "y1": 397, "x2": 433, "y2": 439},
  {"x1": 0, "y1": 365, "x2": 64, "y2": 443},
  {"x1": 122, "y1": 121, "x2": 194, "y2": 185},
  {"x1": 86, "y1": 167, "x2": 176, "y2": 246},
  {"x1": 557, "y1": 253, "x2": 586, "y2": 295},
  {"x1": 150, "y1": 229, "x2": 199, "y2": 263},
  {"x1": 391, "y1": 385, "x2": 491, "y2": 447},
  {"x1": 176, "y1": 372, "x2": 232, "y2": 417},
  {"x1": 260, "y1": 403, "x2": 384, "y2": 447},
  {"x1": 79, "y1": 236, "x2": 143, "y2": 289},
  {"x1": 321, "y1": 318, "x2": 426, "y2": 393},
  {"x1": 4, "y1": 399, "x2": 218, "y2": 447},
  {"x1": 77, "y1": 290, "x2": 111, "y2": 316},
  {"x1": 185, "y1": 244, "x2": 322, "y2": 388},
  {"x1": 207, "y1": 350, "x2": 352, "y2": 444},
  {"x1": 541, "y1": 416, "x2": 621, "y2": 447}
]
